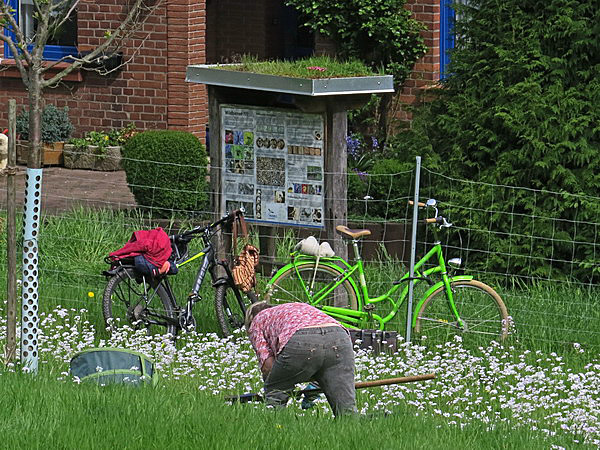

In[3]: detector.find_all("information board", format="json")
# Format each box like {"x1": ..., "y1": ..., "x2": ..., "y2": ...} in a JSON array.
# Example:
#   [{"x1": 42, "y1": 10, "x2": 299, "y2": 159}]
[{"x1": 220, "y1": 104, "x2": 325, "y2": 228}]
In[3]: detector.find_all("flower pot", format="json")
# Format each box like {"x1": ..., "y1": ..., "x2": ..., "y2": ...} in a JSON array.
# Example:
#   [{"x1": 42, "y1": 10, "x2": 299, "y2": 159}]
[
  {"x1": 43, "y1": 142, "x2": 64, "y2": 165},
  {"x1": 63, "y1": 144, "x2": 122, "y2": 171},
  {"x1": 16, "y1": 141, "x2": 64, "y2": 166}
]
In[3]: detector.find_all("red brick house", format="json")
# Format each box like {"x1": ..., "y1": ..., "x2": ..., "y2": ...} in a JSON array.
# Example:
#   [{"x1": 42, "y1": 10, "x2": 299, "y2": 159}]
[{"x1": 0, "y1": 0, "x2": 452, "y2": 140}]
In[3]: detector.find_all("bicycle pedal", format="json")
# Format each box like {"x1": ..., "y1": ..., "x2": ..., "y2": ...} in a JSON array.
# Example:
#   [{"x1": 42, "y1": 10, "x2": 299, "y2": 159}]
[{"x1": 179, "y1": 315, "x2": 197, "y2": 332}]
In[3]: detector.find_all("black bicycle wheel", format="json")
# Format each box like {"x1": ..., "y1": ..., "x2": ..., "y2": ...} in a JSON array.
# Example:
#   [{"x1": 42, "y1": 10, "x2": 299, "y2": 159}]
[
  {"x1": 102, "y1": 268, "x2": 177, "y2": 337},
  {"x1": 414, "y1": 280, "x2": 509, "y2": 351},
  {"x1": 214, "y1": 284, "x2": 258, "y2": 337},
  {"x1": 263, "y1": 263, "x2": 358, "y2": 309}
]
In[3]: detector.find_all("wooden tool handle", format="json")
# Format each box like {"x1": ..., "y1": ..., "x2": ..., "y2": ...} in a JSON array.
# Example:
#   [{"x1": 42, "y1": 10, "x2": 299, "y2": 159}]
[{"x1": 354, "y1": 373, "x2": 435, "y2": 389}]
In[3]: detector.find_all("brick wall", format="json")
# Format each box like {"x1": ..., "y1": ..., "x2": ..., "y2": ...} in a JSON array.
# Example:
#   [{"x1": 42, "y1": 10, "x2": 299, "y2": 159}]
[
  {"x1": 0, "y1": 0, "x2": 442, "y2": 139},
  {"x1": 0, "y1": 0, "x2": 207, "y2": 140},
  {"x1": 397, "y1": 0, "x2": 441, "y2": 122}
]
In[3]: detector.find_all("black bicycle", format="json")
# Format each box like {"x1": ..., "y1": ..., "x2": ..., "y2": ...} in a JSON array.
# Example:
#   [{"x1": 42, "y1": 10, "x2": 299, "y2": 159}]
[{"x1": 101, "y1": 210, "x2": 257, "y2": 337}]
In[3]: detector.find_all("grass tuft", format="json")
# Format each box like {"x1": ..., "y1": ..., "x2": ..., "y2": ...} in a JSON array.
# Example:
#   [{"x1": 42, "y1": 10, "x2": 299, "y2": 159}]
[{"x1": 212, "y1": 55, "x2": 379, "y2": 79}]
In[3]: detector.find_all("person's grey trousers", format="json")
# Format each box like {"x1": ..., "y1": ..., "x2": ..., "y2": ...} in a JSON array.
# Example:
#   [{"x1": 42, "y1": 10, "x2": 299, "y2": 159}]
[{"x1": 263, "y1": 326, "x2": 357, "y2": 416}]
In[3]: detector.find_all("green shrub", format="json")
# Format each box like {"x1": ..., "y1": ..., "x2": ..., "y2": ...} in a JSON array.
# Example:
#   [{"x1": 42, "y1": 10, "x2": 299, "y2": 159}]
[
  {"x1": 348, "y1": 158, "x2": 413, "y2": 220},
  {"x1": 121, "y1": 130, "x2": 209, "y2": 218},
  {"x1": 16, "y1": 104, "x2": 74, "y2": 143},
  {"x1": 285, "y1": 0, "x2": 426, "y2": 85},
  {"x1": 384, "y1": 0, "x2": 600, "y2": 282},
  {"x1": 286, "y1": 0, "x2": 427, "y2": 141}
]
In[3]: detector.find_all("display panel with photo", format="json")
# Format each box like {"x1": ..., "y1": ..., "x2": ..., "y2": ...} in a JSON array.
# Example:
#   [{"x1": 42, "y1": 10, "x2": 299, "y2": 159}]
[{"x1": 221, "y1": 104, "x2": 325, "y2": 228}]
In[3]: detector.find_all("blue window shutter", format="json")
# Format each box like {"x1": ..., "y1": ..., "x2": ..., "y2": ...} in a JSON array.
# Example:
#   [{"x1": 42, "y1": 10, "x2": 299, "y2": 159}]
[{"x1": 440, "y1": 0, "x2": 456, "y2": 78}]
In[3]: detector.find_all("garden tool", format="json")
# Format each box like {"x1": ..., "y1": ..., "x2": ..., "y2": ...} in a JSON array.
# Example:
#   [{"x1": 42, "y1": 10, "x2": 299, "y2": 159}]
[{"x1": 226, "y1": 373, "x2": 436, "y2": 404}]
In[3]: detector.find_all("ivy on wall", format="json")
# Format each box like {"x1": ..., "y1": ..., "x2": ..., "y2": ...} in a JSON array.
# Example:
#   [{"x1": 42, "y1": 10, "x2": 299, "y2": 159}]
[
  {"x1": 285, "y1": 0, "x2": 427, "y2": 141},
  {"x1": 285, "y1": 0, "x2": 426, "y2": 84}
]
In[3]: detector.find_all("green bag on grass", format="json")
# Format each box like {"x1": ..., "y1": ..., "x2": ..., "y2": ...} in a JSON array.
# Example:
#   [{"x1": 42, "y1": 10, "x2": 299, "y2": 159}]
[{"x1": 69, "y1": 348, "x2": 159, "y2": 386}]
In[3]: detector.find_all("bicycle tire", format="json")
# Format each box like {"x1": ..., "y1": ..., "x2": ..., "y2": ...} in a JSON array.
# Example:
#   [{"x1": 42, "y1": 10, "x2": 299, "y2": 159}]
[
  {"x1": 263, "y1": 263, "x2": 358, "y2": 310},
  {"x1": 102, "y1": 268, "x2": 177, "y2": 337},
  {"x1": 414, "y1": 279, "x2": 509, "y2": 350},
  {"x1": 214, "y1": 284, "x2": 258, "y2": 337}
]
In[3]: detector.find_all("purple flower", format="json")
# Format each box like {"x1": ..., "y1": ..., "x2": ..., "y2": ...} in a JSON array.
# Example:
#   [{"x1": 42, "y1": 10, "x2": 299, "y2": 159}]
[
  {"x1": 353, "y1": 168, "x2": 369, "y2": 181},
  {"x1": 346, "y1": 135, "x2": 361, "y2": 159}
]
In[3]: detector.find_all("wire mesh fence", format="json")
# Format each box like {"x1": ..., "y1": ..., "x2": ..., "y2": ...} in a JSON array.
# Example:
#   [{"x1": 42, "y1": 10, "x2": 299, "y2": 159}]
[{"x1": 1, "y1": 155, "x2": 599, "y2": 350}]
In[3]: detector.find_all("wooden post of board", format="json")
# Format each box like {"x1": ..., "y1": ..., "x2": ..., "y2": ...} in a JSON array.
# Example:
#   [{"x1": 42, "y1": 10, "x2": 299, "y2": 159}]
[
  {"x1": 208, "y1": 86, "x2": 223, "y2": 223},
  {"x1": 258, "y1": 225, "x2": 277, "y2": 276},
  {"x1": 5, "y1": 99, "x2": 18, "y2": 363},
  {"x1": 208, "y1": 86, "x2": 230, "y2": 273},
  {"x1": 324, "y1": 101, "x2": 348, "y2": 262}
]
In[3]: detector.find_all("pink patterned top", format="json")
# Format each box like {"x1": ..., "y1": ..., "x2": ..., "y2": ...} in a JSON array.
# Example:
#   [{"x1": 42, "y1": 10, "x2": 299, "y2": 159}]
[{"x1": 248, "y1": 303, "x2": 343, "y2": 369}]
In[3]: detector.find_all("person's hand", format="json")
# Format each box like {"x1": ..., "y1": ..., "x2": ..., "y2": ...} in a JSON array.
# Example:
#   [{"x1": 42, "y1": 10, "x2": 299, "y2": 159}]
[{"x1": 261, "y1": 355, "x2": 274, "y2": 381}]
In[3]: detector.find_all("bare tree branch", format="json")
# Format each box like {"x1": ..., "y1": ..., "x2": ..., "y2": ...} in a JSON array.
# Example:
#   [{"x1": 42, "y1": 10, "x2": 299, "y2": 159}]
[
  {"x1": 1, "y1": 0, "x2": 164, "y2": 168},
  {"x1": 41, "y1": 0, "x2": 163, "y2": 87},
  {"x1": 0, "y1": 35, "x2": 31, "y2": 84},
  {"x1": 49, "y1": 0, "x2": 78, "y2": 31},
  {"x1": 0, "y1": 1, "x2": 34, "y2": 67},
  {"x1": 31, "y1": 0, "x2": 52, "y2": 63}
]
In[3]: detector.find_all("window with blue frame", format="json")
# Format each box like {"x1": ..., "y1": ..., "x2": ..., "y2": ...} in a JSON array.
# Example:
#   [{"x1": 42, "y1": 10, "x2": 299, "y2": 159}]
[
  {"x1": 4, "y1": 0, "x2": 78, "y2": 61},
  {"x1": 440, "y1": 0, "x2": 469, "y2": 78},
  {"x1": 440, "y1": 0, "x2": 455, "y2": 78}
]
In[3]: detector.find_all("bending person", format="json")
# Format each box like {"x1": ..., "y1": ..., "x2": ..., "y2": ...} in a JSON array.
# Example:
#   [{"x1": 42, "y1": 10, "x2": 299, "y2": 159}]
[{"x1": 245, "y1": 301, "x2": 357, "y2": 417}]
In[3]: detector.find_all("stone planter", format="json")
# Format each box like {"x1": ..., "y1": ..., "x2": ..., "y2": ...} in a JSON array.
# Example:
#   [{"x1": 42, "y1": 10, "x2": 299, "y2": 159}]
[
  {"x1": 63, "y1": 144, "x2": 122, "y2": 171},
  {"x1": 16, "y1": 141, "x2": 65, "y2": 166}
]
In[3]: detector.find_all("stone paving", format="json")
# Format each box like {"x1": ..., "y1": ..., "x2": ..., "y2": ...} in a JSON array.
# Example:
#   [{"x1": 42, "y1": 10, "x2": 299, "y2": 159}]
[{"x1": 0, "y1": 165, "x2": 136, "y2": 214}]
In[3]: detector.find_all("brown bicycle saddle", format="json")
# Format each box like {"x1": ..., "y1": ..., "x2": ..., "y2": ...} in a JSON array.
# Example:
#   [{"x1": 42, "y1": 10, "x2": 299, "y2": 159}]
[{"x1": 335, "y1": 225, "x2": 372, "y2": 239}]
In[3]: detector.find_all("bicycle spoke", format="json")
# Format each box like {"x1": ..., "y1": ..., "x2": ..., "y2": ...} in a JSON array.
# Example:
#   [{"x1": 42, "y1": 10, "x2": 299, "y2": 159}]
[
  {"x1": 418, "y1": 316, "x2": 502, "y2": 336},
  {"x1": 270, "y1": 282, "x2": 311, "y2": 303},
  {"x1": 415, "y1": 280, "x2": 508, "y2": 350},
  {"x1": 103, "y1": 269, "x2": 176, "y2": 337},
  {"x1": 266, "y1": 264, "x2": 358, "y2": 310}
]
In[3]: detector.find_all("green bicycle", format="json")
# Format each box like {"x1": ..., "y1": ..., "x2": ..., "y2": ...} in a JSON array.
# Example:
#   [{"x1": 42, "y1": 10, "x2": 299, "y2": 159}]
[{"x1": 263, "y1": 199, "x2": 509, "y2": 349}]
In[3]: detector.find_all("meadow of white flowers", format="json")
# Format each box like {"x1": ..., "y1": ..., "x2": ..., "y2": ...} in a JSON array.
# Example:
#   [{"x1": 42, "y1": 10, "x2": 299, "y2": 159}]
[{"x1": 2, "y1": 305, "x2": 599, "y2": 447}]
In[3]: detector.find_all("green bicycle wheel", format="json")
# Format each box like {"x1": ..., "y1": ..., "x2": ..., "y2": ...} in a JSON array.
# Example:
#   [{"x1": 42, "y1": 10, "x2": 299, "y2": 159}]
[
  {"x1": 264, "y1": 263, "x2": 358, "y2": 310},
  {"x1": 102, "y1": 268, "x2": 177, "y2": 337},
  {"x1": 414, "y1": 280, "x2": 509, "y2": 351}
]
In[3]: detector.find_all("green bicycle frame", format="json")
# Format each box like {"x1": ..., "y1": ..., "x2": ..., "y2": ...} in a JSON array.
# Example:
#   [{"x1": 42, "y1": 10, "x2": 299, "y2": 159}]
[{"x1": 268, "y1": 241, "x2": 472, "y2": 331}]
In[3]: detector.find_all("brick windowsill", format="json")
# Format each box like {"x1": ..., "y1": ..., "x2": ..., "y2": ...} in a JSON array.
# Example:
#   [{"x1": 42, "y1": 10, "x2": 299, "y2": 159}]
[{"x1": 0, "y1": 59, "x2": 83, "y2": 82}]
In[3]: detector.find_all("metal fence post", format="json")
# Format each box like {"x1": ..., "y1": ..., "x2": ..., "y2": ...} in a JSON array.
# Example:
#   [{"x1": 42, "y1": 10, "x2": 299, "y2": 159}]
[
  {"x1": 405, "y1": 156, "x2": 421, "y2": 343},
  {"x1": 21, "y1": 167, "x2": 42, "y2": 373}
]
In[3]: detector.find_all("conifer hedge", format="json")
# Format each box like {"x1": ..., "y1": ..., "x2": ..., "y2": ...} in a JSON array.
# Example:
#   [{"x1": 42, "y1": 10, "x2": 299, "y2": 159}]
[{"x1": 360, "y1": 0, "x2": 600, "y2": 282}]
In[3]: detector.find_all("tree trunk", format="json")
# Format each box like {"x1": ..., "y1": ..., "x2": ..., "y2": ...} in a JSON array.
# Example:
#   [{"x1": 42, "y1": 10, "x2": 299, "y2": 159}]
[
  {"x1": 27, "y1": 74, "x2": 43, "y2": 169},
  {"x1": 376, "y1": 92, "x2": 393, "y2": 144}
]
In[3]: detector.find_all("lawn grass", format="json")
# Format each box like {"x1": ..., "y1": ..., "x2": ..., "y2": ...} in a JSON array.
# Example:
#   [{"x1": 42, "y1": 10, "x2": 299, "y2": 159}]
[
  {"x1": 1, "y1": 208, "x2": 599, "y2": 447},
  {"x1": 0, "y1": 369, "x2": 586, "y2": 450}
]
